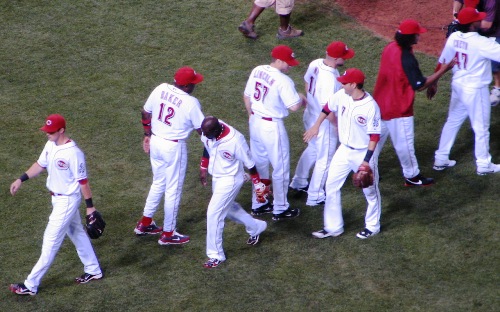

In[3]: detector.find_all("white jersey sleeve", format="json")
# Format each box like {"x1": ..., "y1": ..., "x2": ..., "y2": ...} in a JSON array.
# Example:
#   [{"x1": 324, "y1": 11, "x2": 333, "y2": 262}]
[
  {"x1": 244, "y1": 65, "x2": 301, "y2": 119},
  {"x1": 144, "y1": 83, "x2": 204, "y2": 140}
]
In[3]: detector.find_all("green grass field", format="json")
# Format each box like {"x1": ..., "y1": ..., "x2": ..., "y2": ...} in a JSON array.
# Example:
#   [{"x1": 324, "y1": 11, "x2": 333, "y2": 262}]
[{"x1": 0, "y1": 1, "x2": 498, "y2": 311}]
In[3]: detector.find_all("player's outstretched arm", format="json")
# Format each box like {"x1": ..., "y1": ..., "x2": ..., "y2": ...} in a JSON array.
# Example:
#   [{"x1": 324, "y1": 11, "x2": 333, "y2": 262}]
[
  {"x1": 418, "y1": 58, "x2": 457, "y2": 92},
  {"x1": 10, "y1": 162, "x2": 45, "y2": 195},
  {"x1": 304, "y1": 109, "x2": 329, "y2": 143}
]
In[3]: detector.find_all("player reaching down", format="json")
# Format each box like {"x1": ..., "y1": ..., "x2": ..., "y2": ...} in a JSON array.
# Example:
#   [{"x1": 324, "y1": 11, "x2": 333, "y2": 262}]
[
  {"x1": 9, "y1": 114, "x2": 103, "y2": 296},
  {"x1": 304, "y1": 69, "x2": 382, "y2": 239},
  {"x1": 199, "y1": 116, "x2": 268, "y2": 268},
  {"x1": 432, "y1": 8, "x2": 500, "y2": 175},
  {"x1": 134, "y1": 66, "x2": 205, "y2": 245}
]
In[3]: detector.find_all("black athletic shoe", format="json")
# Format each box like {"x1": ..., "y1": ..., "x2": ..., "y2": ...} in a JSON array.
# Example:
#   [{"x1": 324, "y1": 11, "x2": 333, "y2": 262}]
[
  {"x1": 75, "y1": 273, "x2": 103, "y2": 284},
  {"x1": 404, "y1": 174, "x2": 434, "y2": 187},
  {"x1": 251, "y1": 202, "x2": 273, "y2": 216},
  {"x1": 272, "y1": 208, "x2": 300, "y2": 221},
  {"x1": 9, "y1": 283, "x2": 36, "y2": 296}
]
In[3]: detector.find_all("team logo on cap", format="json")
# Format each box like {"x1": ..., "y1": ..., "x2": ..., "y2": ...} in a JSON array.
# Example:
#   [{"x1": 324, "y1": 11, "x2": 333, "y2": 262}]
[
  {"x1": 56, "y1": 159, "x2": 69, "y2": 170},
  {"x1": 220, "y1": 150, "x2": 234, "y2": 161},
  {"x1": 46, "y1": 120, "x2": 52, "y2": 125},
  {"x1": 355, "y1": 115, "x2": 367, "y2": 126}
]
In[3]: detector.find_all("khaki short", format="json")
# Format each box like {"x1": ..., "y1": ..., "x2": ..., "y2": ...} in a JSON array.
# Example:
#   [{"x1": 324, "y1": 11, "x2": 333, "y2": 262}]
[{"x1": 254, "y1": 0, "x2": 294, "y2": 15}]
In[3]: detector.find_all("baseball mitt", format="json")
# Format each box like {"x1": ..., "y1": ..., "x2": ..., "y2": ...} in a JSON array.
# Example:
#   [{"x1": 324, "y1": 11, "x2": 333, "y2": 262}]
[
  {"x1": 254, "y1": 179, "x2": 271, "y2": 203},
  {"x1": 352, "y1": 165, "x2": 374, "y2": 188},
  {"x1": 86, "y1": 210, "x2": 106, "y2": 239},
  {"x1": 445, "y1": 20, "x2": 460, "y2": 38}
]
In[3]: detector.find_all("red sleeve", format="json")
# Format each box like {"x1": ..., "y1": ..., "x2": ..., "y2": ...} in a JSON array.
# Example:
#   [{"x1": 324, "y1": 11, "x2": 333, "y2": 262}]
[{"x1": 369, "y1": 134, "x2": 380, "y2": 142}]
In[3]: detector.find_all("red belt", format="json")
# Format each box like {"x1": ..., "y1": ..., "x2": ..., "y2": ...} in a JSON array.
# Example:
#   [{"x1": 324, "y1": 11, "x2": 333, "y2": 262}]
[
  {"x1": 152, "y1": 133, "x2": 179, "y2": 142},
  {"x1": 251, "y1": 112, "x2": 273, "y2": 121}
]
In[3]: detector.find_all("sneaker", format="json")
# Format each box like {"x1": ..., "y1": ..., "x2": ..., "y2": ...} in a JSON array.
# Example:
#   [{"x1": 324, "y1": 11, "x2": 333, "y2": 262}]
[
  {"x1": 247, "y1": 220, "x2": 267, "y2": 245},
  {"x1": 490, "y1": 87, "x2": 500, "y2": 107},
  {"x1": 75, "y1": 272, "x2": 103, "y2": 284},
  {"x1": 238, "y1": 21, "x2": 258, "y2": 39},
  {"x1": 203, "y1": 258, "x2": 223, "y2": 269},
  {"x1": 404, "y1": 174, "x2": 434, "y2": 186},
  {"x1": 272, "y1": 207, "x2": 300, "y2": 221},
  {"x1": 289, "y1": 184, "x2": 308, "y2": 193},
  {"x1": 9, "y1": 283, "x2": 36, "y2": 296},
  {"x1": 312, "y1": 229, "x2": 342, "y2": 239},
  {"x1": 477, "y1": 163, "x2": 500, "y2": 175},
  {"x1": 306, "y1": 200, "x2": 325, "y2": 207},
  {"x1": 251, "y1": 202, "x2": 273, "y2": 216},
  {"x1": 433, "y1": 160, "x2": 457, "y2": 171},
  {"x1": 158, "y1": 231, "x2": 190, "y2": 245},
  {"x1": 276, "y1": 25, "x2": 304, "y2": 39},
  {"x1": 356, "y1": 228, "x2": 379, "y2": 239},
  {"x1": 134, "y1": 220, "x2": 163, "y2": 236}
]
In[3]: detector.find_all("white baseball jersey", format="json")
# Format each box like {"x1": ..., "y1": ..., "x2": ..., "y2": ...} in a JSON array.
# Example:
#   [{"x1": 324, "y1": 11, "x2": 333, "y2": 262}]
[
  {"x1": 327, "y1": 90, "x2": 381, "y2": 149},
  {"x1": 37, "y1": 140, "x2": 87, "y2": 195},
  {"x1": 244, "y1": 65, "x2": 301, "y2": 118},
  {"x1": 201, "y1": 121, "x2": 255, "y2": 177},
  {"x1": 440, "y1": 32, "x2": 500, "y2": 88},
  {"x1": 303, "y1": 58, "x2": 342, "y2": 121},
  {"x1": 144, "y1": 83, "x2": 204, "y2": 139}
]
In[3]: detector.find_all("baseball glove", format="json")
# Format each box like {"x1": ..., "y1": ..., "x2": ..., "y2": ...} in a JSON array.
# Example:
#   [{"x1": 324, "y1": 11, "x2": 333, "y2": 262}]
[
  {"x1": 352, "y1": 165, "x2": 374, "y2": 188},
  {"x1": 445, "y1": 20, "x2": 460, "y2": 38},
  {"x1": 254, "y1": 179, "x2": 271, "y2": 203},
  {"x1": 86, "y1": 210, "x2": 106, "y2": 239}
]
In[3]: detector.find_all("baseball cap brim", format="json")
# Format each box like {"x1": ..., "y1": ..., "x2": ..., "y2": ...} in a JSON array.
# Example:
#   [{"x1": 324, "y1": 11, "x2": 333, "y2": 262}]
[{"x1": 285, "y1": 58, "x2": 300, "y2": 66}]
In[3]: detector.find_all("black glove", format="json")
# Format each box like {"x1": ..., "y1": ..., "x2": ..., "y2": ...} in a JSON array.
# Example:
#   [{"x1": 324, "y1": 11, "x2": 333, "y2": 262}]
[{"x1": 86, "y1": 210, "x2": 106, "y2": 239}]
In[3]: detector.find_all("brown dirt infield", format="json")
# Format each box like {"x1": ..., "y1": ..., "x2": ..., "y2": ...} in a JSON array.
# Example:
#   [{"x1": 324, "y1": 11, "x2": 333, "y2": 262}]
[{"x1": 331, "y1": 0, "x2": 452, "y2": 56}]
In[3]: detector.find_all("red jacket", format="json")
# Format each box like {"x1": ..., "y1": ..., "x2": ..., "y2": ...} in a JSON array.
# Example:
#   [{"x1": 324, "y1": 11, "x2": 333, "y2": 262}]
[{"x1": 373, "y1": 41, "x2": 416, "y2": 120}]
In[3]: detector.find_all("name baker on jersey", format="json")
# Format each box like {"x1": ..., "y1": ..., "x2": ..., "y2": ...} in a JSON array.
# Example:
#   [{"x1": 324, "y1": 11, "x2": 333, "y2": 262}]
[
  {"x1": 161, "y1": 90, "x2": 183, "y2": 107},
  {"x1": 253, "y1": 70, "x2": 275, "y2": 86}
]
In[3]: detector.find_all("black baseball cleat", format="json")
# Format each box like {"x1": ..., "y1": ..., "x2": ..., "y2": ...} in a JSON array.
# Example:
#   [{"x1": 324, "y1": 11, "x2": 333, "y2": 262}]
[
  {"x1": 75, "y1": 272, "x2": 103, "y2": 284},
  {"x1": 9, "y1": 283, "x2": 37, "y2": 296},
  {"x1": 404, "y1": 174, "x2": 434, "y2": 187},
  {"x1": 272, "y1": 207, "x2": 300, "y2": 221},
  {"x1": 251, "y1": 202, "x2": 273, "y2": 216}
]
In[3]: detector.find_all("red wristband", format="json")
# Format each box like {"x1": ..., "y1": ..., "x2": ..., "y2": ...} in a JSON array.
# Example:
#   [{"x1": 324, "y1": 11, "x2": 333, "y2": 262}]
[
  {"x1": 250, "y1": 173, "x2": 260, "y2": 184},
  {"x1": 200, "y1": 157, "x2": 209, "y2": 169},
  {"x1": 142, "y1": 118, "x2": 152, "y2": 132}
]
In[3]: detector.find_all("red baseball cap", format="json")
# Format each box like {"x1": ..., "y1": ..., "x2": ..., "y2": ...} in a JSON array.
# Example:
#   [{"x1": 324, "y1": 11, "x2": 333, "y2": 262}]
[
  {"x1": 458, "y1": 7, "x2": 486, "y2": 25},
  {"x1": 174, "y1": 67, "x2": 204, "y2": 86},
  {"x1": 326, "y1": 41, "x2": 355, "y2": 59},
  {"x1": 271, "y1": 45, "x2": 299, "y2": 66},
  {"x1": 397, "y1": 19, "x2": 427, "y2": 35},
  {"x1": 40, "y1": 114, "x2": 66, "y2": 133},
  {"x1": 337, "y1": 68, "x2": 365, "y2": 84},
  {"x1": 464, "y1": 0, "x2": 480, "y2": 8}
]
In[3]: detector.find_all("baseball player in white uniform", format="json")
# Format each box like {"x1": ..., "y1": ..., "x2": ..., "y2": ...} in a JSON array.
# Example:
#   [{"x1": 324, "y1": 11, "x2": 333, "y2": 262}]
[
  {"x1": 290, "y1": 41, "x2": 354, "y2": 206},
  {"x1": 432, "y1": 8, "x2": 500, "y2": 175},
  {"x1": 134, "y1": 66, "x2": 205, "y2": 245},
  {"x1": 9, "y1": 114, "x2": 102, "y2": 296},
  {"x1": 199, "y1": 116, "x2": 268, "y2": 269},
  {"x1": 304, "y1": 69, "x2": 382, "y2": 239},
  {"x1": 243, "y1": 45, "x2": 306, "y2": 221}
]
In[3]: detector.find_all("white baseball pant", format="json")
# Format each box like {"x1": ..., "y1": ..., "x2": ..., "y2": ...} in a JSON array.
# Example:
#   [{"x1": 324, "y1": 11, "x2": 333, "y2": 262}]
[
  {"x1": 249, "y1": 114, "x2": 290, "y2": 213},
  {"x1": 143, "y1": 135, "x2": 187, "y2": 232},
  {"x1": 323, "y1": 144, "x2": 381, "y2": 235},
  {"x1": 375, "y1": 117, "x2": 420, "y2": 179},
  {"x1": 435, "y1": 84, "x2": 492, "y2": 169},
  {"x1": 207, "y1": 174, "x2": 265, "y2": 261},
  {"x1": 24, "y1": 193, "x2": 101, "y2": 292}
]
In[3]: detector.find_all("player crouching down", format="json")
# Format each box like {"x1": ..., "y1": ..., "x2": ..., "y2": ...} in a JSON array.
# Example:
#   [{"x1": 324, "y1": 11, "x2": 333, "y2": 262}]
[
  {"x1": 304, "y1": 68, "x2": 382, "y2": 239},
  {"x1": 199, "y1": 116, "x2": 268, "y2": 268}
]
